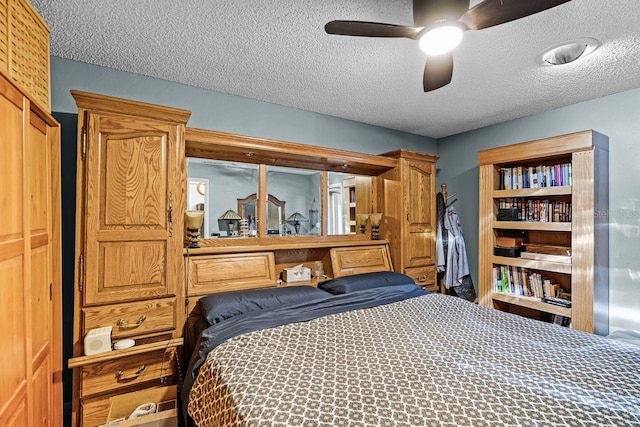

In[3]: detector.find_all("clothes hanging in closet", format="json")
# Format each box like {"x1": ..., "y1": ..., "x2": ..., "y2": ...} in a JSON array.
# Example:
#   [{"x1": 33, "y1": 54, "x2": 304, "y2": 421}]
[{"x1": 436, "y1": 192, "x2": 476, "y2": 302}]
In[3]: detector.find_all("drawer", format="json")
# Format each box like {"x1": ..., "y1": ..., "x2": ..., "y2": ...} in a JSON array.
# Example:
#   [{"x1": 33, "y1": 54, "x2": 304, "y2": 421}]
[
  {"x1": 81, "y1": 395, "x2": 111, "y2": 427},
  {"x1": 330, "y1": 245, "x2": 392, "y2": 277},
  {"x1": 81, "y1": 348, "x2": 176, "y2": 397},
  {"x1": 404, "y1": 265, "x2": 436, "y2": 288},
  {"x1": 81, "y1": 386, "x2": 177, "y2": 427},
  {"x1": 105, "y1": 385, "x2": 177, "y2": 426},
  {"x1": 83, "y1": 298, "x2": 176, "y2": 340},
  {"x1": 188, "y1": 252, "x2": 276, "y2": 295}
]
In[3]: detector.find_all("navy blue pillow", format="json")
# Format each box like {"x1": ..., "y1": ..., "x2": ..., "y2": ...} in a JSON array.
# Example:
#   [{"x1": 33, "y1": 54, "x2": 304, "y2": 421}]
[
  {"x1": 199, "y1": 286, "x2": 331, "y2": 325},
  {"x1": 318, "y1": 271, "x2": 415, "y2": 295}
]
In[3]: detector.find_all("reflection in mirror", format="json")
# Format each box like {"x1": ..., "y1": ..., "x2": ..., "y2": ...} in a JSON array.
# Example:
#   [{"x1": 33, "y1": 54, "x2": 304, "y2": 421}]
[
  {"x1": 237, "y1": 194, "x2": 285, "y2": 237},
  {"x1": 327, "y1": 172, "x2": 372, "y2": 235},
  {"x1": 187, "y1": 178, "x2": 209, "y2": 238},
  {"x1": 266, "y1": 166, "x2": 322, "y2": 236},
  {"x1": 187, "y1": 158, "x2": 258, "y2": 237}
]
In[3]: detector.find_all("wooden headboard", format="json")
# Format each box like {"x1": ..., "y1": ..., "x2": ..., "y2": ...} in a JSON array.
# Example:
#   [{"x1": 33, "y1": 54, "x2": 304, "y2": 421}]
[{"x1": 183, "y1": 241, "x2": 393, "y2": 356}]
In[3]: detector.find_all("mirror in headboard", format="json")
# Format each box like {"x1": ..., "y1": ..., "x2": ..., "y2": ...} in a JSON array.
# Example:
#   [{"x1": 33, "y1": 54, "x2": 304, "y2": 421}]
[
  {"x1": 187, "y1": 177, "x2": 209, "y2": 237},
  {"x1": 184, "y1": 127, "x2": 399, "y2": 243},
  {"x1": 327, "y1": 172, "x2": 372, "y2": 235},
  {"x1": 187, "y1": 158, "x2": 258, "y2": 237},
  {"x1": 266, "y1": 166, "x2": 321, "y2": 236}
]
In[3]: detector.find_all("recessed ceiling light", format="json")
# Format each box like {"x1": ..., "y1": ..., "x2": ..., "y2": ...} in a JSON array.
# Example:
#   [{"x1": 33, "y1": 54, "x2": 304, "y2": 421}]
[{"x1": 536, "y1": 37, "x2": 599, "y2": 66}]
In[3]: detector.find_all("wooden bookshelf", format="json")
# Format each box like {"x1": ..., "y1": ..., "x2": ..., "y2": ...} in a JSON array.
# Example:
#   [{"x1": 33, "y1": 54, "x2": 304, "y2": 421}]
[{"x1": 478, "y1": 130, "x2": 609, "y2": 335}]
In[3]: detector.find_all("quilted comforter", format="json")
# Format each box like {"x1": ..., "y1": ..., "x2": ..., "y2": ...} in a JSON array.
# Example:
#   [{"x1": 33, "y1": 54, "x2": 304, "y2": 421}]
[{"x1": 186, "y1": 290, "x2": 640, "y2": 426}]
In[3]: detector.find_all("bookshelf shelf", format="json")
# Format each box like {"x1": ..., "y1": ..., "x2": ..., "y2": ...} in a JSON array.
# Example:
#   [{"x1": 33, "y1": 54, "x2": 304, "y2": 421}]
[
  {"x1": 491, "y1": 255, "x2": 572, "y2": 274},
  {"x1": 478, "y1": 130, "x2": 609, "y2": 335},
  {"x1": 493, "y1": 221, "x2": 571, "y2": 231},
  {"x1": 493, "y1": 186, "x2": 572, "y2": 199},
  {"x1": 491, "y1": 292, "x2": 571, "y2": 317}
]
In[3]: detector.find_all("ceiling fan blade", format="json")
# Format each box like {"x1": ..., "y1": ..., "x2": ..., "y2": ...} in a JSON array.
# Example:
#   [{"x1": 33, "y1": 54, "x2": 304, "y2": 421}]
[
  {"x1": 460, "y1": 0, "x2": 571, "y2": 31},
  {"x1": 423, "y1": 52, "x2": 453, "y2": 92},
  {"x1": 325, "y1": 21, "x2": 420, "y2": 39},
  {"x1": 413, "y1": 0, "x2": 471, "y2": 27}
]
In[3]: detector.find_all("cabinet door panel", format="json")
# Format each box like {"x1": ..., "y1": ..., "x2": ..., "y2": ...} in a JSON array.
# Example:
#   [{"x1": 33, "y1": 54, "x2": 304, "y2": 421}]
[
  {"x1": 91, "y1": 240, "x2": 167, "y2": 304},
  {"x1": 0, "y1": 255, "x2": 27, "y2": 405},
  {"x1": 31, "y1": 245, "x2": 50, "y2": 356},
  {"x1": 103, "y1": 134, "x2": 167, "y2": 228},
  {"x1": 32, "y1": 355, "x2": 51, "y2": 427},
  {"x1": 405, "y1": 161, "x2": 435, "y2": 267},
  {"x1": 84, "y1": 112, "x2": 179, "y2": 305},
  {"x1": 0, "y1": 90, "x2": 23, "y2": 239},
  {"x1": 28, "y1": 111, "x2": 49, "y2": 233},
  {"x1": 407, "y1": 163, "x2": 433, "y2": 226},
  {"x1": 1, "y1": 397, "x2": 28, "y2": 427}
]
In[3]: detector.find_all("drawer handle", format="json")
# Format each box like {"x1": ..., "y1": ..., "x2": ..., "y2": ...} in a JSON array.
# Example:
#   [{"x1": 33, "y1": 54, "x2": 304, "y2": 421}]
[
  {"x1": 416, "y1": 274, "x2": 428, "y2": 283},
  {"x1": 117, "y1": 315, "x2": 147, "y2": 330},
  {"x1": 116, "y1": 365, "x2": 146, "y2": 381}
]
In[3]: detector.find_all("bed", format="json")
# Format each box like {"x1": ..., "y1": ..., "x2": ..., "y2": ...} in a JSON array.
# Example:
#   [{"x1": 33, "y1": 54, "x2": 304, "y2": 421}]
[{"x1": 182, "y1": 271, "x2": 640, "y2": 427}]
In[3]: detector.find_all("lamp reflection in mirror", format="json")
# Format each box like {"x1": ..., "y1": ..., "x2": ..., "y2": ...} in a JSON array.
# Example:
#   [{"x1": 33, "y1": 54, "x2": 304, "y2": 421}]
[
  {"x1": 356, "y1": 213, "x2": 370, "y2": 234},
  {"x1": 287, "y1": 212, "x2": 308, "y2": 235},
  {"x1": 219, "y1": 209, "x2": 242, "y2": 236},
  {"x1": 369, "y1": 213, "x2": 383, "y2": 240},
  {"x1": 185, "y1": 210, "x2": 205, "y2": 248}
]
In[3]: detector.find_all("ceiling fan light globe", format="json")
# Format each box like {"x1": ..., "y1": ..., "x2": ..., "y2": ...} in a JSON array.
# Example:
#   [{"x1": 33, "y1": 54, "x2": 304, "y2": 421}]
[{"x1": 419, "y1": 25, "x2": 464, "y2": 56}]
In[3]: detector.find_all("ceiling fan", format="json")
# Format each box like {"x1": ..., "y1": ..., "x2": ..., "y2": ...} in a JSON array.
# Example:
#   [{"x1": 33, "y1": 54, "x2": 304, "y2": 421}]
[{"x1": 325, "y1": 0, "x2": 572, "y2": 92}]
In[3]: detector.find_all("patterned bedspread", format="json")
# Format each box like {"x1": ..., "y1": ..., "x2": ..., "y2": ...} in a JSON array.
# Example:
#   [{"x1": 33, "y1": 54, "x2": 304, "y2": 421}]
[{"x1": 188, "y1": 293, "x2": 640, "y2": 426}]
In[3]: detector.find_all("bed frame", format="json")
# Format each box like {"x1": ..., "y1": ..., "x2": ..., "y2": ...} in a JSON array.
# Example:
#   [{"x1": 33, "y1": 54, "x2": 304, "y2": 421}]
[{"x1": 183, "y1": 241, "x2": 393, "y2": 358}]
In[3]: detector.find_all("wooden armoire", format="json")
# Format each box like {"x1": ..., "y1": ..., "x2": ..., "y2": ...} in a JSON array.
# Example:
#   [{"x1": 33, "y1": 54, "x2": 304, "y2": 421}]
[
  {"x1": 0, "y1": 0, "x2": 63, "y2": 425},
  {"x1": 380, "y1": 150, "x2": 439, "y2": 292},
  {"x1": 68, "y1": 91, "x2": 190, "y2": 427}
]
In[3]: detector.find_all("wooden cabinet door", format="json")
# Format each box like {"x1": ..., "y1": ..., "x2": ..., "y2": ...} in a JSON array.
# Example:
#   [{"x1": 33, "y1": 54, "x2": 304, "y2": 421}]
[
  {"x1": 0, "y1": 76, "x2": 62, "y2": 427},
  {"x1": 403, "y1": 160, "x2": 436, "y2": 268},
  {"x1": 27, "y1": 109, "x2": 58, "y2": 427},
  {"x1": 0, "y1": 76, "x2": 30, "y2": 427},
  {"x1": 82, "y1": 112, "x2": 182, "y2": 305}
]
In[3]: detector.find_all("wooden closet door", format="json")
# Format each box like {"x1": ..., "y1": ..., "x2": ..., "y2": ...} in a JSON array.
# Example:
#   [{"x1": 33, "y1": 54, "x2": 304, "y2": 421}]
[
  {"x1": 0, "y1": 73, "x2": 30, "y2": 427},
  {"x1": 82, "y1": 112, "x2": 179, "y2": 305},
  {"x1": 0, "y1": 75, "x2": 61, "y2": 426},
  {"x1": 27, "y1": 110, "x2": 56, "y2": 427}
]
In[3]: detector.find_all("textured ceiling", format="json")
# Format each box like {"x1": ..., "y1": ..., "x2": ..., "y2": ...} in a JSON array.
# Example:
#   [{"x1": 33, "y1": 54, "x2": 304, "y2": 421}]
[{"x1": 32, "y1": 0, "x2": 640, "y2": 139}]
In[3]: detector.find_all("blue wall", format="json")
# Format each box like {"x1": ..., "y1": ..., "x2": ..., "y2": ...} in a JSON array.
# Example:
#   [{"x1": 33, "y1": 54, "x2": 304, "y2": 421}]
[
  {"x1": 51, "y1": 57, "x2": 438, "y2": 154},
  {"x1": 53, "y1": 57, "x2": 640, "y2": 337},
  {"x1": 437, "y1": 87, "x2": 640, "y2": 334}
]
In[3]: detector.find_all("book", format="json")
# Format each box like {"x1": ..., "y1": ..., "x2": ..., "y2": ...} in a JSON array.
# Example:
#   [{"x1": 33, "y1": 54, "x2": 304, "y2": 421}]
[
  {"x1": 542, "y1": 297, "x2": 572, "y2": 308},
  {"x1": 520, "y1": 252, "x2": 572, "y2": 264},
  {"x1": 552, "y1": 315, "x2": 572, "y2": 327},
  {"x1": 496, "y1": 237, "x2": 526, "y2": 247},
  {"x1": 524, "y1": 243, "x2": 571, "y2": 256}
]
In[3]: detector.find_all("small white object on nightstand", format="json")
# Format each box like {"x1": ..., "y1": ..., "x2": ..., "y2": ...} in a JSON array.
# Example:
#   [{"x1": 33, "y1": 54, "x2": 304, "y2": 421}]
[{"x1": 84, "y1": 326, "x2": 112, "y2": 355}]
